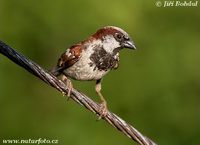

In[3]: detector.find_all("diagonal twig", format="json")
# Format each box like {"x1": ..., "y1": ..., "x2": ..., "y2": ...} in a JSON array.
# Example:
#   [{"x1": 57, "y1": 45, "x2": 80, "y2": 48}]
[{"x1": 0, "y1": 40, "x2": 157, "y2": 145}]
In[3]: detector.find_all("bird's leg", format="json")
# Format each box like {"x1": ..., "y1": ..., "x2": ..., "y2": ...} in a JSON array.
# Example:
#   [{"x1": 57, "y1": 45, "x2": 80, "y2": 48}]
[
  {"x1": 61, "y1": 74, "x2": 73, "y2": 99},
  {"x1": 95, "y1": 79, "x2": 108, "y2": 118}
]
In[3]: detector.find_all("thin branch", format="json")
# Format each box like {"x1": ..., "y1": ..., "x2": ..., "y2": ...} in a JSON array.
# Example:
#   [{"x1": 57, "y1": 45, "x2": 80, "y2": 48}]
[{"x1": 0, "y1": 40, "x2": 157, "y2": 145}]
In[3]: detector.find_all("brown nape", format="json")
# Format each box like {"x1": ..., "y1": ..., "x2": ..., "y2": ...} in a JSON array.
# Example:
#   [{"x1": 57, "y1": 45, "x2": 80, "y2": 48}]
[{"x1": 92, "y1": 27, "x2": 123, "y2": 40}]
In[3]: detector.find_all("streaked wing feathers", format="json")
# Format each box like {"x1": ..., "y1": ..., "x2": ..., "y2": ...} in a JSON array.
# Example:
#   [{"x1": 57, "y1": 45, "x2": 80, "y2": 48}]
[{"x1": 58, "y1": 44, "x2": 83, "y2": 69}]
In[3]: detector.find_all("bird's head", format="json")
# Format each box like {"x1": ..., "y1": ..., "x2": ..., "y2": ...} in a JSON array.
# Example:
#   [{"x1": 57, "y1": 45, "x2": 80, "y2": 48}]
[{"x1": 92, "y1": 26, "x2": 136, "y2": 53}]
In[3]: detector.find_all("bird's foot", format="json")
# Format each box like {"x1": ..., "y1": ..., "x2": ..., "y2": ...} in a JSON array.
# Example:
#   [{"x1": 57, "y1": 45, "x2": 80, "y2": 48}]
[
  {"x1": 66, "y1": 79, "x2": 73, "y2": 98},
  {"x1": 98, "y1": 102, "x2": 108, "y2": 119},
  {"x1": 61, "y1": 75, "x2": 73, "y2": 100}
]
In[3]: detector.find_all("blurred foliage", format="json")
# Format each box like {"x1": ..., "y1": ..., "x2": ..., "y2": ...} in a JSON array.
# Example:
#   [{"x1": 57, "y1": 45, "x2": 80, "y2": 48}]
[{"x1": 0, "y1": 0, "x2": 200, "y2": 145}]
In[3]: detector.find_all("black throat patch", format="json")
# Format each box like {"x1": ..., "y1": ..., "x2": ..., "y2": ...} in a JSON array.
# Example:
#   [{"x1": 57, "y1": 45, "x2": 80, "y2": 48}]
[{"x1": 89, "y1": 45, "x2": 119, "y2": 71}]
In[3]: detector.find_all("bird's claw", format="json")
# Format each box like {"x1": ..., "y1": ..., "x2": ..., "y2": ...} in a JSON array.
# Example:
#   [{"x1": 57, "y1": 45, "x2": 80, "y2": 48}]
[
  {"x1": 61, "y1": 76, "x2": 73, "y2": 100},
  {"x1": 61, "y1": 91, "x2": 66, "y2": 96},
  {"x1": 66, "y1": 79, "x2": 73, "y2": 99},
  {"x1": 98, "y1": 102, "x2": 108, "y2": 120}
]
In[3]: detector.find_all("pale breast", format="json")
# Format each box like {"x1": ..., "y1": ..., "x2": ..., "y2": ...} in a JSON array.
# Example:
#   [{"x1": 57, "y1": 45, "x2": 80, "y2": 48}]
[{"x1": 63, "y1": 48, "x2": 110, "y2": 81}]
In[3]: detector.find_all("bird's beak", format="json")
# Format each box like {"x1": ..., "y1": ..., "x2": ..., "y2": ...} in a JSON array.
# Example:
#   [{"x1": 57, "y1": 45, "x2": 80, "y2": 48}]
[{"x1": 123, "y1": 40, "x2": 136, "y2": 50}]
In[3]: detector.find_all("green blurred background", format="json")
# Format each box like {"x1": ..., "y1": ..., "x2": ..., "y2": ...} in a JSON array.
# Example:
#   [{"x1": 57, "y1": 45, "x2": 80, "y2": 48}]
[{"x1": 0, "y1": 0, "x2": 199, "y2": 145}]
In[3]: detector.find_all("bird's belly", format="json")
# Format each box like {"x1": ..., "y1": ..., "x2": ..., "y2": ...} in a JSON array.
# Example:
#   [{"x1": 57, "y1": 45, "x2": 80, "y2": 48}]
[{"x1": 64, "y1": 61, "x2": 109, "y2": 81}]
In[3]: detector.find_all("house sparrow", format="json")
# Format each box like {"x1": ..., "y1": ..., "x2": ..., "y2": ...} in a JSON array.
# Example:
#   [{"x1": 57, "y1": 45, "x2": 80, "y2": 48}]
[{"x1": 51, "y1": 26, "x2": 136, "y2": 117}]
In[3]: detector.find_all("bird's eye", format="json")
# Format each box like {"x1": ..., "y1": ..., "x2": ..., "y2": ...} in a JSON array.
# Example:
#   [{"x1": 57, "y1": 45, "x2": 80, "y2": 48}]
[{"x1": 115, "y1": 33, "x2": 122, "y2": 41}]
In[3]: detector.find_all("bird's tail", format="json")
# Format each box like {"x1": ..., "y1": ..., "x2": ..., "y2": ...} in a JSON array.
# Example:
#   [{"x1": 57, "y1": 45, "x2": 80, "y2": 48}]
[{"x1": 49, "y1": 66, "x2": 63, "y2": 76}]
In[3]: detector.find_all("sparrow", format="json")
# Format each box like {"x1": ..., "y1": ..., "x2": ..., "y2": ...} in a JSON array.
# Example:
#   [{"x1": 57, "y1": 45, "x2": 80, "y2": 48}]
[{"x1": 51, "y1": 26, "x2": 136, "y2": 117}]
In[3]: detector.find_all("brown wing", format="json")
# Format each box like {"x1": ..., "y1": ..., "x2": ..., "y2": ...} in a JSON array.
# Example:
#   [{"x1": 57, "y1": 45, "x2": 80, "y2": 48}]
[
  {"x1": 58, "y1": 44, "x2": 83, "y2": 68},
  {"x1": 51, "y1": 44, "x2": 83, "y2": 76}
]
